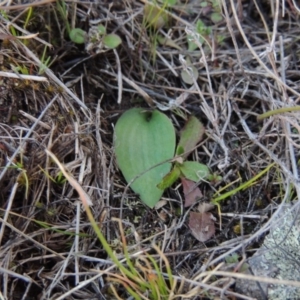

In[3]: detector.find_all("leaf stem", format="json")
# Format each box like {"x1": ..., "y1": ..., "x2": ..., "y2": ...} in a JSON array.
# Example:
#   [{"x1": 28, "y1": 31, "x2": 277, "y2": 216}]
[{"x1": 257, "y1": 106, "x2": 300, "y2": 121}]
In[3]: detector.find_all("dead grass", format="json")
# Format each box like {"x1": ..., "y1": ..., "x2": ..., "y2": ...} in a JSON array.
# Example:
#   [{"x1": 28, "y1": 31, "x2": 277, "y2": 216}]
[{"x1": 0, "y1": 0, "x2": 300, "y2": 299}]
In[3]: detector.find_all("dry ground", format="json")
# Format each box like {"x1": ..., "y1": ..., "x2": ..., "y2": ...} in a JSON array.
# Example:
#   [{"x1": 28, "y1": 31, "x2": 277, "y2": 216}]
[{"x1": 0, "y1": 0, "x2": 300, "y2": 299}]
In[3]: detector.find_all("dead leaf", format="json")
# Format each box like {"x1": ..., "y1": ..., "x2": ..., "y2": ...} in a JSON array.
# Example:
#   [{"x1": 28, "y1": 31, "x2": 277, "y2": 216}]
[
  {"x1": 197, "y1": 202, "x2": 214, "y2": 213},
  {"x1": 181, "y1": 177, "x2": 203, "y2": 207},
  {"x1": 0, "y1": 33, "x2": 16, "y2": 40},
  {"x1": 154, "y1": 199, "x2": 167, "y2": 210},
  {"x1": 189, "y1": 211, "x2": 216, "y2": 242}
]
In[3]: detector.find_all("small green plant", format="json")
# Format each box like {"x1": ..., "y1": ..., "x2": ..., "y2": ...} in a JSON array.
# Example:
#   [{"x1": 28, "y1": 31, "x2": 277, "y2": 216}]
[
  {"x1": 13, "y1": 160, "x2": 30, "y2": 199},
  {"x1": 187, "y1": 18, "x2": 225, "y2": 52},
  {"x1": 56, "y1": 0, "x2": 121, "y2": 50},
  {"x1": 38, "y1": 45, "x2": 54, "y2": 74},
  {"x1": 69, "y1": 28, "x2": 85, "y2": 44},
  {"x1": 187, "y1": 19, "x2": 211, "y2": 51},
  {"x1": 143, "y1": 1, "x2": 170, "y2": 30},
  {"x1": 55, "y1": 171, "x2": 67, "y2": 184},
  {"x1": 114, "y1": 108, "x2": 215, "y2": 208},
  {"x1": 187, "y1": 0, "x2": 224, "y2": 52},
  {"x1": 39, "y1": 166, "x2": 67, "y2": 185},
  {"x1": 107, "y1": 219, "x2": 177, "y2": 299},
  {"x1": 56, "y1": 0, "x2": 71, "y2": 34},
  {"x1": 142, "y1": 0, "x2": 177, "y2": 62},
  {"x1": 24, "y1": 6, "x2": 34, "y2": 29},
  {"x1": 48, "y1": 150, "x2": 177, "y2": 298},
  {"x1": 200, "y1": 0, "x2": 223, "y2": 23},
  {"x1": 225, "y1": 253, "x2": 249, "y2": 273},
  {"x1": 158, "y1": 115, "x2": 211, "y2": 189},
  {"x1": 70, "y1": 25, "x2": 122, "y2": 51},
  {"x1": 180, "y1": 56, "x2": 199, "y2": 85}
]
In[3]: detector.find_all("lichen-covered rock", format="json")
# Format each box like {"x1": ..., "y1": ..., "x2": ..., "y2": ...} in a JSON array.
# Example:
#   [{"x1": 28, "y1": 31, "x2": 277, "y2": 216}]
[{"x1": 236, "y1": 204, "x2": 300, "y2": 299}]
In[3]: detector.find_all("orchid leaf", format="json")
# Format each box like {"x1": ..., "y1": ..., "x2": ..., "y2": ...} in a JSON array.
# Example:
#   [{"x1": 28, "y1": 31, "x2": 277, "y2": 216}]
[
  {"x1": 176, "y1": 116, "x2": 205, "y2": 158},
  {"x1": 114, "y1": 108, "x2": 175, "y2": 208},
  {"x1": 178, "y1": 161, "x2": 210, "y2": 182}
]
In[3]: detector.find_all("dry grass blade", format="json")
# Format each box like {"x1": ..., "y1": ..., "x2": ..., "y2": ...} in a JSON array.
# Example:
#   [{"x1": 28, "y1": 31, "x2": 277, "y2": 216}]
[{"x1": 45, "y1": 149, "x2": 93, "y2": 206}]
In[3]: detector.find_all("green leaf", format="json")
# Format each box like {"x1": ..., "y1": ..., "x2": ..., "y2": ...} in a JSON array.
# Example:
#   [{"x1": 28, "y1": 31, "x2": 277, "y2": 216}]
[
  {"x1": 176, "y1": 116, "x2": 205, "y2": 158},
  {"x1": 114, "y1": 108, "x2": 176, "y2": 207},
  {"x1": 69, "y1": 28, "x2": 86, "y2": 44},
  {"x1": 98, "y1": 25, "x2": 106, "y2": 35},
  {"x1": 216, "y1": 34, "x2": 225, "y2": 44},
  {"x1": 196, "y1": 19, "x2": 211, "y2": 36},
  {"x1": 103, "y1": 34, "x2": 122, "y2": 49},
  {"x1": 180, "y1": 57, "x2": 199, "y2": 84},
  {"x1": 187, "y1": 34, "x2": 202, "y2": 51},
  {"x1": 181, "y1": 65, "x2": 199, "y2": 85},
  {"x1": 225, "y1": 253, "x2": 239, "y2": 264},
  {"x1": 176, "y1": 145, "x2": 184, "y2": 156},
  {"x1": 166, "y1": 0, "x2": 177, "y2": 5},
  {"x1": 179, "y1": 161, "x2": 210, "y2": 182},
  {"x1": 210, "y1": 12, "x2": 223, "y2": 23},
  {"x1": 157, "y1": 165, "x2": 181, "y2": 190},
  {"x1": 196, "y1": 19, "x2": 206, "y2": 32},
  {"x1": 206, "y1": 173, "x2": 222, "y2": 182},
  {"x1": 200, "y1": 2, "x2": 209, "y2": 7}
]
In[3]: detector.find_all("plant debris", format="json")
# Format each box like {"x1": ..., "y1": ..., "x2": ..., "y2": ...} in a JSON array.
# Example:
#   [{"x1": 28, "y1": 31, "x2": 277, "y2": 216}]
[{"x1": 189, "y1": 211, "x2": 216, "y2": 242}]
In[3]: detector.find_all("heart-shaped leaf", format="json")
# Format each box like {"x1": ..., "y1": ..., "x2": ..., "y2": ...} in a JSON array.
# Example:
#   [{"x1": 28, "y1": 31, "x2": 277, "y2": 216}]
[
  {"x1": 176, "y1": 116, "x2": 205, "y2": 159},
  {"x1": 114, "y1": 108, "x2": 175, "y2": 208},
  {"x1": 179, "y1": 161, "x2": 210, "y2": 182}
]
